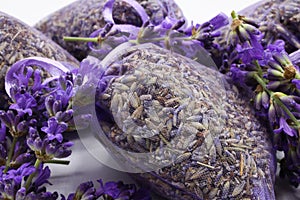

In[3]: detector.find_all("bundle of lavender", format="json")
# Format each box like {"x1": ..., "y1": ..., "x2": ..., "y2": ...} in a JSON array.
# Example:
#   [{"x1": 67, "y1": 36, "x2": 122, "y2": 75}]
[{"x1": 218, "y1": 2, "x2": 300, "y2": 188}]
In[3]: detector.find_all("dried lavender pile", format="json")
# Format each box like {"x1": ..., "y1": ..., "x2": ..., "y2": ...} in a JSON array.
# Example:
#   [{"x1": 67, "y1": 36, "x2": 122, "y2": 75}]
[
  {"x1": 0, "y1": 11, "x2": 79, "y2": 110},
  {"x1": 94, "y1": 43, "x2": 276, "y2": 199},
  {"x1": 34, "y1": 0, "x2": 185, "y2": 61}
]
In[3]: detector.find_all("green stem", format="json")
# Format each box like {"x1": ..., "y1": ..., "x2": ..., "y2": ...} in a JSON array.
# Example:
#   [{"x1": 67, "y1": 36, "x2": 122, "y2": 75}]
[
  {"x1": 66, "y1": 100, "x2": 73, "y2": 111},
  {"x1": 253, "y1": 73, "x2": 272, "y2": 95},
  {"x1": 231, "y1": 10, "x2": 238, "y2": 19},
  {"x1": 3, "y1": 137, "x2": 18, "y2": 173},
  {"x1": 43, "y1": 159, "x2": 70, "y2": 165},
  {"x1": 63, "y1": 36, "x2": 98, "y2": 43},
  {"x1": 24, "y1": 159, "x2": 42, "y2": 191},
  {"x1": 254, "y1": 60, "x2": 263, "y2": 77}
]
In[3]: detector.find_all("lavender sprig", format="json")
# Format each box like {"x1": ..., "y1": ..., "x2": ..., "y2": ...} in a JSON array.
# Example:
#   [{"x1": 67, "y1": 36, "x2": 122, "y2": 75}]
[
  {"x1": 63, "y1": 0, "x2": 229, "y2": 64},
  {"x1": 0, "y1": 57, "x2": 75, "y2": 199},
  {"x1": 61, "y1": 178, "x2": 151, "y2": 200},
  {"x1": 227, "y1": 10, "x2": 300, "y2": 187}
]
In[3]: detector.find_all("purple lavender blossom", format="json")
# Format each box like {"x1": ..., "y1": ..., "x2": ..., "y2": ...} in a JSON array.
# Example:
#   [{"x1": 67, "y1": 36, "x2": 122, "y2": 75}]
[
  {"x1": 96, "y1": 179, "x2": 135, "y2": 199},
  {"x1": 23, "y1": 190, "x2": 59, "y2": 200},
  {"x1": 227, "y1": 11, "x2": 264, "y2": 64},
  {"x1": 30, "y1": 165, "x2": 51, "y2": 190},
  {"x1": 0, "y1": 122, "x2": 6, "y2": 165},
  {"x1": 96, "y1": 179, "x2": 151, "y2": 200},
  {"x1": 44, "y1": 139, "x2": 73, "y2": 159},
  {"x1": 27, "y1": 127, "x2": 73, "y2": 160},
  {"x1": 4, "y1": 163, "x2": 35, "y2": 185},
  {"x1": 9, "y1": 92, "x2": 37, "y2": 117},
  {"x1": 13, "y1": 152, "x2": 34, "y2": 168},
  {"x1": 273, "y1": 116, "x2": 297, "y2": 137},
  {"x1": 235, "y1": 37, "x2": 263, "y2": 63},
  {"x1": 261, "y1": 39, "x2": 286, "y2": 66},
  {"x1": 62, "y1": 179, "x2": 152, "y2": 200},
  {"x1": 5, "y1": 58, "x2": 70, "y2": 103},
  {"x1": 41, "y1": 117, "x2": 67, "y2": 143},
  {"x1": 229, "y1": 63, "x2": 256, "y2": 88},
  {"x1": 0, "y1": 163, "x2": 35, "y2": 199},
  {"x1": 63, "y1": 181, "x2": 95, "y2": 200}
]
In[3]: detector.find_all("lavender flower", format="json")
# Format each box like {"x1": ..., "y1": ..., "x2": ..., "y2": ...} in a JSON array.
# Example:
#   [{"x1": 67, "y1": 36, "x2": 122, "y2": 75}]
[
  {"x1": 261, "y1": 39, "x2": 286, "y2": 65},
  {"x1": 27, "y1": 127, "x2": 73, "y2": 161},
  {"x1": 29, "y1": 165, "x2": 51, "y2": 191},
  {"x1": 0, "y1": 163, "x2": 35, "y2": 199},
  {"x1": 0, "y1": 110, "x2": 20, "y2": 133},
  {"x1": 9, "y1": 92, "x2": 37, "y2": 117},
  {"x1": 63, "y1": 181, "x2": 95, "y2": 200},
  {"x1": 227, "y1": 11, "x2": 263, "y2": 64},
  {"x1": 185, "y1": 13, "x2": 228, "y2": 50},
  {"x1": 12, "y1": 152, "x2": 34, "y2": 168},
  {"x1": 19, "y1": 189, "x2": 59, "y2": 200},
  {"x1": 61, "y1": 179, "x2": 151, "y2": 200},
  {"x1": 96, "y1": 179, "x2": 136, "y2": 199},
  {"x1": 0, "y1": 56, "x2": 79, "y2": 199},
  {"x1": 96, "y1": 179, "x2": 151, "y2": 200},
  {"x1": 5, "y1": 57, "x2": 70, "y2": 100},
  {"x1": 64, "y1": 0, "x2": 229, "y2": 64},
  {"x1": 41, "y1": 117, "x2": 68, "y2": 143}
]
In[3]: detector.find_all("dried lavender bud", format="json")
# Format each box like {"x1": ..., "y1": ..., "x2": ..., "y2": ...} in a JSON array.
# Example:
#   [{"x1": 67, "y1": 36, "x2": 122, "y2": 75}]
[
  {"x1": 0, "y1": 11, "x2": 79, "y2": 110},
  {"x1": 75, "y1": 43, "x2": 276, "y2": 199},
  {"x1": 34, "y1": 0, "x2": 185, "y2": 61}
]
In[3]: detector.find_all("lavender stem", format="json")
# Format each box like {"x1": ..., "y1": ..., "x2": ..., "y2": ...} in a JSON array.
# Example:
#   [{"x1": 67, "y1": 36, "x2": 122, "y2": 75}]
[
  {"x1": 24, "y1": 159, "x2": 42, "y2": 190},
  {"x1": 3, "y1": 137, "x2": 18, "y2": 173}
]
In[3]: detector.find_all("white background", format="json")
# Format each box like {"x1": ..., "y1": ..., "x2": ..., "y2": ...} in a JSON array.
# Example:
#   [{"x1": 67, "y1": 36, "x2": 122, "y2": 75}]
[
  {"x1": 0, "y1": 0, "x2": 257, "y2": 26},
  {"x1": 1, "y1": 0, "x2": 300, "y2": 199}
]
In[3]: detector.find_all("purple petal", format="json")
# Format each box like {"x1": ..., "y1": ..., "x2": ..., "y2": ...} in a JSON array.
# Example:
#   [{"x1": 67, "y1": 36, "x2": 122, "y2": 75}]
[
  {"x1": 103, "y1": 0, "x2": 115, "y2": 23},
  {"x1": 292, "y1": 79, "x2": 300, "y2": 90},
  {"x1": 34, "y1": 166, "x2": 51, "y2": 187},
  {"x1": 208, "y1": 12, "x2": 229, "y2": 30},
  {"x1": 274, "y1": 117, "x2": 296, "y2": 137}
]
